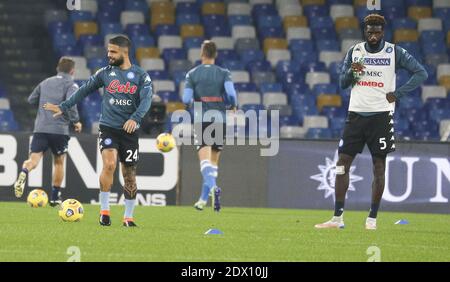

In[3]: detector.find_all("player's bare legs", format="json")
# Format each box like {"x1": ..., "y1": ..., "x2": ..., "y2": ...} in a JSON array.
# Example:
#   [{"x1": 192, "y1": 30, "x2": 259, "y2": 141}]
[
  {"x1": 14, "y1": 152, "x2": 43, "y2": 198},
  {"x1": 122, "y1": 163, "x2": 138, "y2": 227},
  {"x1": 366, "y1": 156, "x2": 386, "y2": 230},
  {"x1": 99, "y1": 148, "x2": 117, "y2": 226},
  {"x1": 315, "y1": 153, "x2": 354, "y2": 229},
  {"x1": 49, "y1": 154, "x2": 65, "y2": 206}
]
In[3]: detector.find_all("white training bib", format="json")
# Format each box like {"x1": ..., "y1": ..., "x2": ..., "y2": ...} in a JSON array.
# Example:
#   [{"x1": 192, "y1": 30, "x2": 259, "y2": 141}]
[{"x1": 349, "y1": 41, "x2": 396, "y2": 112}]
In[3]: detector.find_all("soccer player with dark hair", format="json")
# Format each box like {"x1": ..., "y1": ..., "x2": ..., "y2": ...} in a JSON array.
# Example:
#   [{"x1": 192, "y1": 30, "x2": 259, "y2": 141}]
[
  {"x1": 182, "y1": 40, "x2": 238, "y2": 211},
  {"x1": 14, "y1": 57, "x2": 82, "y2": 206},
  {"x1": 315, "y1": 14, "x2": 428, "y2": 230},
  {"x1": 44, "y1": 35, "x2": 153, "y2": 227}
]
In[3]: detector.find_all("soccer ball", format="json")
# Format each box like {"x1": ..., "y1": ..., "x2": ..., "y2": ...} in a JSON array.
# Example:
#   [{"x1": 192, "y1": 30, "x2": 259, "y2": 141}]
[
  {"x1": 59, "y1": 199, "x2": 84, "y2": 222},
  {"x1": 156, "y1": 133, "x2": 176, "y2": 153},
  {"x1": 27, "y1": 189, "x2": 48, "y2": 208}
]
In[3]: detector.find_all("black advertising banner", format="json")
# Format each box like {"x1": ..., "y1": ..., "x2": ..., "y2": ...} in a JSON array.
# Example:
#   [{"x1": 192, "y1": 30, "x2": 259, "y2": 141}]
[{"x1": 0, "y1": 133, "x2": 178, "y2": 206}]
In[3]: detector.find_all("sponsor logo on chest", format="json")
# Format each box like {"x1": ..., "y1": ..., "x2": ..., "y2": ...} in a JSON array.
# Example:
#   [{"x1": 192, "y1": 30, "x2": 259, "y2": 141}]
[{"x1": 106, "y1": 79, "x2": 137, "y2": 94}]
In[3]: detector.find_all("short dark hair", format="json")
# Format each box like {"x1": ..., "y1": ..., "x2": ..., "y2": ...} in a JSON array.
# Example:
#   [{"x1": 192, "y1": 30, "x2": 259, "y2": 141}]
[
  {"x1": 364, "y1": 14, "x2": 386, "y2": 29},
  {"x1": 201, "y1": 40, "x2": 217, "y2": 59},
  {"x1": 109, "y1": 35, "x2": 132, "y2": 49},
  {"x1": 56, "y1": 57, "x2": 75, "y2": 73}
]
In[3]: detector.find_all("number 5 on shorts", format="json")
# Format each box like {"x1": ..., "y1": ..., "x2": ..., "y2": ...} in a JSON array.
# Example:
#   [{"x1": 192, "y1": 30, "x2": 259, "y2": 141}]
[{"x1": 379, "y1": 137, "x2": 386, "y2": 150}]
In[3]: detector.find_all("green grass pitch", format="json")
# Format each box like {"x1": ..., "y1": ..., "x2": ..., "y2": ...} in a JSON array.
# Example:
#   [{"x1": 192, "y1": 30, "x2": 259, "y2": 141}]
[{"x1": 1, "y1": 202, "x2": 449, "y2": 262}]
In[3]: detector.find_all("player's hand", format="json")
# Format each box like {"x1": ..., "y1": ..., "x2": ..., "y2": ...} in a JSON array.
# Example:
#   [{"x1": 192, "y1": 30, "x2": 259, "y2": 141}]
[
  {"x1": 73, "y1": 122, "x2": 82, "y2": 133},
  {"x1": 43, "y1": 103, "x2": 63, "y2": 117},
  {"x1": 123, "y1": 119, "x2": 137, "y2": 134},
  {"x1": 386, "y1": 92, "x2": 396, "y2": 103},
  {"x1": 351, "y1": 62, "x2": 365, "y2": 73}
]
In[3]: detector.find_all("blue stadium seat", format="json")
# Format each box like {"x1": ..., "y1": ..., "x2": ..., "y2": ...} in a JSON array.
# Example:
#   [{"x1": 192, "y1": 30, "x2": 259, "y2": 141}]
[
  {"x1": 131, "y1": 35, "x2": 155, "y2": 48},
  {"x1": 425, "y1": 97, "x2": 449, "y2": 110},
  {"x1": 155, "y1": 25, "x2": 180, "y2": 37},
  {"x1": 392, "y1": 18, "x2": 417, "y2": 29},
  {"x1": 303, "y1": 5, "x2": 329, "y2": 20},
  {"x1": 162, "y1": 48, "x2": 187, "y2": 63},
  {"x1": 398, "y1": 95, "x2": 423, "y2": 110},
  {"x1": 124, "y1": 0, "x2": 148, "y2": 12},
  {"x1": 246, "y1": 60, "x2": 272, "y2": 74},
  {"x1": 313, "y1": 83, "x2": 338, "y2": 97},
  {"x1": 234, "y1": 82, "x2": 258, "y2": 92},
  {"x1": 433, "y1": 7, "x2": 450, "y2": 21},
  {"x1": 312, "y1": 27, "x2": 337, "y2": 41},
  {"x1": 301, "y1": 61, "x2": 327, "y2": 73},
  {"x1": 183, "y1": 37, "x2": 204, "y2": 49},
  {"x1": 328, "y1": 0, "x2": 352, "y2": 4},
  {"x1": 259, "y1": 83, "x2": 283, "y2": 94},
  {"x1": 55, "y1": 45, "x2": 83, "y2": 57},
  {"x1": 97, "y1": 10, "x2": 121, "y2": 23},
  {"x1": 289, "y1": 39, "x2": 315, "y2": 53},
  {"x1": 100, "y1": 23, "x2": 123, "y2": 37},
  {"x1": 98, "y1": 0, "x2": 124, "y2": 12},
  {"x1": 286, "y1": 83, "x2": 310, "y2": 98},
  {"x1": 292, "y1": 50, "x2": 318, "y2": 65},
  {"x1": 276, "y1": 61, "x2": 302, "y2": 76},
  {"x1": 78, "y1": 34, "x2": 102, "y2": 47},
  {"x1": 322, "y1": 106, "x2": 346, "y2": 118},
  {"x1": 148, "y1": 70, "x2": 170, "y2": 80},
  {"x1": 381, "y1": 5, "x2": 406, "y2": 21},
  {"x1": 48, "y1": 21, "x2": 72, "y2": 34},
  {"x1": 381, "y1": 0, "x2": 405, "y2": 8},
  {"x1": 329, "y1": 61, "x2": 343, "y2": 83},
  {"x1": 216, "y1": 50, "x2": 239, "y2": 64},
  {"x1": 258, "y1": 27, "x2": 284, "y2": 40},
  {"x1": 395, "y1": 117, "x2": 410, "y2": 131},
  {"x1": 205, "y1": 24, "x2": 231, "y2": 37},
  {"x1": 279, "y1": 72, "x2": 305, "y2": 91},
  {"x1": 251, "y1": 4, "x2": 278, "y2": 18},
  {"x1": 422, "y1": 41, "x2": 447, "y2": 55},
  {"x1": 202, "y1": 15, "x2": 227, "y2": 27},
  {"x1": 239, "y1": 49, "x2": 264, "y2": 66},
  {"x1": 69, "y1": 11, "x2": 95, "y2": 23},
  {"x1": 221, "y1": 60, "x2": 245, "y2": 71},
  {"x1": 428, "y1": 108, "x2": 450, "y2": 123},
  {"x1": 257, "y1": 15, "x2": 282, "y2": 29},
  {"x1": 53, "y1": 33, "x2": 77, "y2": 48},
  {"x1": 126, "y1": 24, "x2": 150, "y2": 37},
  {"x1": 176, "y1": 14, "x2": 201, "y2": 26},
  {"x1": 405, "y1": 0, "x2": 432, "y2": 6},
  {"x1": 171, "y1": 70, "x2": 187, "y2": 86},
  {"x1": 228, "y1": 15, "x2": 253, "y2": 28},
  {"x1": 420, "y1": 30, "x2": 445, "y2": 42},
  {"x1": 329, "y1": 116, "x2": 346, "y2": 130},
  {"x1": 309, "y1": 16, "x2": 334, "y2": 30},
  {"x1": 176, "y1": 2, "x2": 200, "y2": 14},
  {"x1": 315, "y1": 39, "x2": 340, "y2": 52},
  {"x1": 306, "y1": 128, "x2": 332, "y2": 139},
  {"x1": 280, "y1": 115, "x2": 301, "y2": 127},
  {"x1": 158, "y1": 91, "x2": 180, "y2": 103}
]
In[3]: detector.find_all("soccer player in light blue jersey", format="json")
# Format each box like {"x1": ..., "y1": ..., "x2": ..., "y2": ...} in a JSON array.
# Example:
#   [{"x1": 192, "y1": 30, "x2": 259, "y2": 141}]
[{"x1": 182, "y1": 40, "x2": 238, "y2": 211}]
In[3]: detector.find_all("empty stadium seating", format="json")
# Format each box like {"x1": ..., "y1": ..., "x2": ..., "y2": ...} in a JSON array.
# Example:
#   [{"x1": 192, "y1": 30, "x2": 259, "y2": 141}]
[{"x1": 20, "y1": 0, "x2": 448, "y2": 141}]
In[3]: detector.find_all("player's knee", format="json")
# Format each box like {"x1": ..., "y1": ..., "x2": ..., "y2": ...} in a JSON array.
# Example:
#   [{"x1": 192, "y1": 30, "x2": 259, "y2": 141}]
[{"x1": 103, "y1": 161, "x2": 116, "y2": 173}]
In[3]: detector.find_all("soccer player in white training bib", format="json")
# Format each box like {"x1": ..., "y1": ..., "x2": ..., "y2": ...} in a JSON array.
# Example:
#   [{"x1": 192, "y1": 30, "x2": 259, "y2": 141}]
[{"x1": 315, "y1": 14, "x2": 428, "y2": 230}]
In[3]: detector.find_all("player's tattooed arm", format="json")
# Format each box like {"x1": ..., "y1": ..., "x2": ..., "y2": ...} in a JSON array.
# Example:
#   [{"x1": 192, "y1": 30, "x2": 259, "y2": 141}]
[{"x1": 123, "y1": 164, "x2": 137, "y2": 199}]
